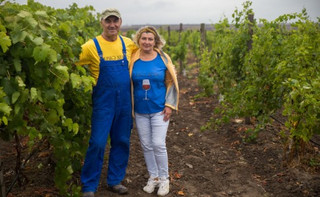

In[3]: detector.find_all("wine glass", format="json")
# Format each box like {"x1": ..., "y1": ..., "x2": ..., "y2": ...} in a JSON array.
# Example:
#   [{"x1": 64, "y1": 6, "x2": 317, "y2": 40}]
[{"x1": 142, "y1": 79, "x2": 150, "y2": 100}]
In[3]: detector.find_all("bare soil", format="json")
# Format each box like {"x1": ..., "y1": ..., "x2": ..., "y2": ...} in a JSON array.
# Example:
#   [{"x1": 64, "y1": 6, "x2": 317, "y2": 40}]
[{"x1": 1, "y1": 67, "x2": 320, "y2": 197}]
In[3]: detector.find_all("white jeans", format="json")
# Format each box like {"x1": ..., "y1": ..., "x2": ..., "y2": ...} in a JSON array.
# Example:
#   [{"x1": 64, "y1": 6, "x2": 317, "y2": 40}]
[{"x1": 135, "y1": 112, "x2": 170, "y2": 178}]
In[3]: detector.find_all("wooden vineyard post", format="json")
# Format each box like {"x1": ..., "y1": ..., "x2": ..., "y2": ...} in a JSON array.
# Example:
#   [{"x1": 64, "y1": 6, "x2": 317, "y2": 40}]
[
  {"x1": 0, "y1": 158, "x2": 5, "y2": 197},
  {"x1": 167, "y1": 25, "x2": 171, "y2": 46},
  {"x1": 178, "y1": 23, "x2": 184, "y2": 74},
  {"x1": 245, "y1": 13, "x2": 254, "y2": 124},
  {"x1": 247, "y1": 13, "x2": 254, "y2": 51},
  {"x1": 179, "y1": 23, "x2": 183, "y2": 39},
  {"x1": 200, "y1": 23, "x2": 206, "y2": 52}
]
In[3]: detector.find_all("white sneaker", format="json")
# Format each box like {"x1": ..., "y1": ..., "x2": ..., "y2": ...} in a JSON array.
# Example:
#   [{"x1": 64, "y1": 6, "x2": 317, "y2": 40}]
[
  {"x1": 157, "y1": 178, "x2": 169, "y2": 196},
  {"x1": 143, "y1": 177, "x2": 159, "y2": 193}
]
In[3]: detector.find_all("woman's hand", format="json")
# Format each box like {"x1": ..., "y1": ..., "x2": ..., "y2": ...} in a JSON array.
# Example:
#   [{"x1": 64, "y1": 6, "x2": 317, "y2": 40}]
[{"x1": 161, "y1": 106, "x2": 172, "y2": 122}]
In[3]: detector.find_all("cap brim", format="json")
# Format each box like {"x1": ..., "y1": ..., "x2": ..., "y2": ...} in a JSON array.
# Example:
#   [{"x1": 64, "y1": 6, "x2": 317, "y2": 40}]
[{"x1": 102, "y1": 14, "x2": 120, "y2": 20}]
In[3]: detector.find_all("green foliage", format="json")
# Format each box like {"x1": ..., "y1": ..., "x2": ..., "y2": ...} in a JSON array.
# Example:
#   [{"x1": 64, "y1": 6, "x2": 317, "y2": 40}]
[
  {"x1": 171, "y1": 32, "x2": 188, "y2": 71},
  {"x1": 125, "y1": 29, "x2": 136, "y2": 40},
  {"x1": 164, "y1": 30, "x2": 197, "y2": 74},
  {"x1": 188, "y1": 30, "x2": 201, "y2": 59},
  {"x1": 0, "y1": 87, "x2": 11, "y2": 130},
  {"x1": 0, "y1": 0, "x2": 99, "y2": 195},
  {"x1": 1, "y1": 0, "x2": 319, "y2": 193},
  {"x1": 197, "y1": 1, "x2": 320, "y2": 147}
]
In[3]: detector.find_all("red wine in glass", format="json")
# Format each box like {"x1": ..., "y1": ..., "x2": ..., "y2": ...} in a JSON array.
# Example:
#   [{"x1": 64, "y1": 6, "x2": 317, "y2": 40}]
[{"x1": 142, "y1": 79, "x2": 150, "y2": 100}]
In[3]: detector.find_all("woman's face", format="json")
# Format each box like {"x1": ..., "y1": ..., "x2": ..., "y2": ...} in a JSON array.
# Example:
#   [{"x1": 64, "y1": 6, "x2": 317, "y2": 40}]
[{"x1": 139, "y1": 32, "x2": 156, "y2": 52}]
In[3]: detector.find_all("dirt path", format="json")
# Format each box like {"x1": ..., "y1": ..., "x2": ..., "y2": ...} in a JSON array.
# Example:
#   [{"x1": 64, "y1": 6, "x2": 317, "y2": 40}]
[
  {"x1": 96, "y1": 70, "x2": 320, "y2": 197},
  {"x1": 2, "y1": 68, "x2": 320, "y2": 197}
]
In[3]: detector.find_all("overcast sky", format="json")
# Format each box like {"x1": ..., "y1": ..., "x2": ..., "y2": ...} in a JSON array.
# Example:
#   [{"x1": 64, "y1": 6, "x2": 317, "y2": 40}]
[{"x1": 10, "y1": 0, "x2": 320, "y2": 25}]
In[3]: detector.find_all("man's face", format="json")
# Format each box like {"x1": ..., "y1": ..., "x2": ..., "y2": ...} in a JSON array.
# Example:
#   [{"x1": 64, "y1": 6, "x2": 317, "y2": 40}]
[{"x1": 101, "y1": 16, "x2": 122, "y2": 38}]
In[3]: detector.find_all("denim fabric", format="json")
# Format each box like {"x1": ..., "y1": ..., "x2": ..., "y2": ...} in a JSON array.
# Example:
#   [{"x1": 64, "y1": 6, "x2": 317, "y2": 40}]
[
  {"x1": 81, "y1": 36, "x2": 132, "y2": 192},
  {"x1": 135, "y1": 112, "x2": 170, "y2": 178}
]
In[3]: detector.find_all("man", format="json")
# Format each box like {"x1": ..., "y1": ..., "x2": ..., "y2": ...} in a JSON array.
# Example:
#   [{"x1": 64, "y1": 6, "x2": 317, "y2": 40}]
[{"x1": 76, "y1": 8, "x2": 137, "y2": 197}]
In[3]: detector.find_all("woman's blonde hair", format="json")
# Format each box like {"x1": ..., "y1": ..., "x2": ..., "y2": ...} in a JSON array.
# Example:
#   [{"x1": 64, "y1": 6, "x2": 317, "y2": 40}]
[{"x1": 132, "y1": 26, "x2": 166, "y2": 49}]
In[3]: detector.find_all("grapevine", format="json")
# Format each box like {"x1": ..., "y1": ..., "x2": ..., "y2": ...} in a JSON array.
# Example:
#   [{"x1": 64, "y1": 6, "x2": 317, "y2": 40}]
[
  {"x1": 197, "y1": 1, "x2": 320, "y2": 156},
  {"x1": 0, "y1": 0, "x2": 98, "y2": 195}
]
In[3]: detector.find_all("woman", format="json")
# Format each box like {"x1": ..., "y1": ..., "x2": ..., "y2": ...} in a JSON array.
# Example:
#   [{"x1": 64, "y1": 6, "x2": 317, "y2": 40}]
[{"x1": 129, "y1": 26, "x2": 179, "y2": 196}]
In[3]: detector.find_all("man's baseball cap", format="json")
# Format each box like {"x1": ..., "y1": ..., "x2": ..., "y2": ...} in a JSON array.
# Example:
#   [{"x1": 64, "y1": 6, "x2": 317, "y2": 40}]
[{"x1": 101, "y1": 8, "x2": 121, "y2": 20}]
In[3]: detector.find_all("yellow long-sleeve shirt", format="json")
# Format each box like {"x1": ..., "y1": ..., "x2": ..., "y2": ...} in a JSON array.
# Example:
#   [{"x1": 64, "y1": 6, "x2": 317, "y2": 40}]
[{"x1": 76, "y1": 35, "x2": 137, "y2": 83}]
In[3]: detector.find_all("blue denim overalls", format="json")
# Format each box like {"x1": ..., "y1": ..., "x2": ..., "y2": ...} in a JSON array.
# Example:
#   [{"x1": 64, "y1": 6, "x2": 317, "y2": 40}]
[{"x1": 81, "y1": 36, "x2": 132, "y2": 192}]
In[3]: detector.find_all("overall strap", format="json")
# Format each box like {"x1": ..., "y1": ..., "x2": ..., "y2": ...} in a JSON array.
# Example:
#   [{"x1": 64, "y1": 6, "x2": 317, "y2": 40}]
[
  {"x1": 119, "y1": 35, "x2": 127, "y2": 58},
  {"x1": 93, "y1": 37, "x2": 103, "y2": 59}
]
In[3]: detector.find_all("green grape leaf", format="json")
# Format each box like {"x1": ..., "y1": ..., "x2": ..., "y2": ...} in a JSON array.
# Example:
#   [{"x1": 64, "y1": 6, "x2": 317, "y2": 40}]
[
  {"x1": 55, "y1": 65, "x2": 69, "y2": 82},
  {"x1": 32, "y1": 37, "x2": 44, "y2": 46},
  {"x1": 0, "y1": 32, "x2": 11, "y2": 52},
  {"x1": 67, "y1": 165, "x2": 73, "y2": 174},
  {"x1": 11, "y1": 31, "x2": 28, "y2": 44},
  {"x1": 59, "y1": 22, "x2": 71, "y2": 34},
  {"x1": 33, "y1": 44, "x2": 51, "y2": 62},
  {"x1": 13, "y1": 58, "x2": 22, "y2": 72},
  {"x1": 12, "y1": 91, "x2": 20, "y2": 104},
  {"x1": 0, "y1": 88, "x2": 5, "y2": 98},
  {"x1": 25, "y1": 17, "x2": 38, "y2": 28},
  {"x1": 63, "y1": 118, "x2": 73, "y2": 131},
  {"x1": 16, "y1": 76, "x2": 26, "y2": 87},
  {"x1": 72, "y1": 123, "x2": 79, "y2": 135},
  {"x1": 46, "y1": 109, "x2": 59, "y2": 124},
  {"x1": 30, "y1": 87, "x2": 43, "y2": 102},
  {"x1": 2, "y1": 116, "x2": 8, "y2": 125},
  {"x1": 35, "y1": 11, "x2": 48, "y2": 18},
  {"x1": 38, "y1": 24, "x2": 47, "y2": 31},
  {"x1": 30, "y1": 87, "x2": 37, "y2": 101},
  {"x1": 14, "y1": 104, "x2": 20, "y2": 115},
  {"x1": 48, "y1": 49, "x2": 57, "y2": 63},
  {"x1": 70, "y1": 73, "x2": 81, "y2": 88},
  {"x1": 17, "y1": 10, "x2": 32, "y2": 18},
  {"x1": 28, "y1": 127, "x2": 39, "y2": 140},
  {"x1": 81, "y1": 75, "x2": 94, "y2": 92},
  {"x1": 0, "y1": 103, "x2": 12, "y2": 114}
]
